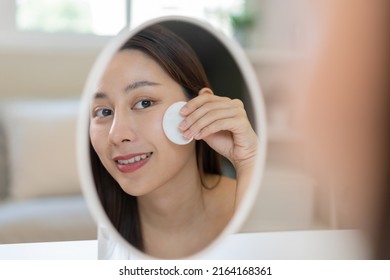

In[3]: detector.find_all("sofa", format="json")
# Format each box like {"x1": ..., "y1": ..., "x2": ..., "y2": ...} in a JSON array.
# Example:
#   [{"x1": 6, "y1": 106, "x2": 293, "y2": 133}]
[{"x1": 0, "y1": 99, "x2": 97, "y2": 244}]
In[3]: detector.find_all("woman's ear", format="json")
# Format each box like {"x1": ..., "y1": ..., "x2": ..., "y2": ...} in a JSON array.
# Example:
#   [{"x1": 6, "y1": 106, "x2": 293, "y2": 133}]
[{"x1": 198, "y1": 87, "x2": 214, "y2": 96}]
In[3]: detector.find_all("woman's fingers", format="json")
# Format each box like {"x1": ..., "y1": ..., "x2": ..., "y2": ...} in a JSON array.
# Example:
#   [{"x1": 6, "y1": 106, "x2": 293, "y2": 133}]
[
  {"x1": 180, "y1": 93, "x2": 230, "y2": 116},
  {"x1": 194, "y1": 116, "x2": 257, "y2": 163},
  {"x1": 194, "y1": 118, "x2": 237, "y2": 140},
  {"x1": 180, "y1": 95, "x2": 245, "y2": 136},
  {"x1": 179, "y1": 90, "x2": 257, "y2": 169},
  {"x1": 180, "y1": 99, "x2": 236, "y2": 128},
  {"x1": 181, "y1": 108, "x2": 237, "y2": 139}
]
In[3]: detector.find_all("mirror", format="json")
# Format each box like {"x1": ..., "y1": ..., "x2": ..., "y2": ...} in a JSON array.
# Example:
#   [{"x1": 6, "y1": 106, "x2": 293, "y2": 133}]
[{"x1": 77, "y1": 16, "x2": 266, "y2": 259}]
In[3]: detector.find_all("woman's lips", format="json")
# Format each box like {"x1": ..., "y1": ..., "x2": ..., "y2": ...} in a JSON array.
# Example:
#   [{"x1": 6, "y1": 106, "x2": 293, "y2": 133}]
[{"x1": 113, "y1": 152, "x2": 153, "y2": 173}]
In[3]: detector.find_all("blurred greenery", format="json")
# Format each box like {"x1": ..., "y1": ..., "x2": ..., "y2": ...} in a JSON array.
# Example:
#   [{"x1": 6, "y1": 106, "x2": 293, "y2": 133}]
[
  {"x1": 230, "y1": 13, "x2": 254, "y2": 30},
  {"x1": 229, "y1": 1, "x2": 255, "y2": 47}
]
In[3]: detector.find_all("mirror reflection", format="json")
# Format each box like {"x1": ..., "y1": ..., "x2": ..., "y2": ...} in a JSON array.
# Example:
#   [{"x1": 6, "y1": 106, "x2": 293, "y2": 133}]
[{"x1": 88, "y1": 23, "x2": 258, "y2": 258}]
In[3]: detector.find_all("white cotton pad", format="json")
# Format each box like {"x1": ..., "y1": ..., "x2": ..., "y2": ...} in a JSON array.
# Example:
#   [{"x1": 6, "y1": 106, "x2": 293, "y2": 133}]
[{"x1": 162, "y1": 101, "x2": 193, "y2": 145}]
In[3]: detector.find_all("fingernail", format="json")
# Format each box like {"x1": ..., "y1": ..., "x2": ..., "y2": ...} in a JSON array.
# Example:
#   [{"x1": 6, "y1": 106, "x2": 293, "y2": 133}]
[
  {"x1": 183, "y1": 130, "x2": 192, "y2": 139},
  {"x1": 194, "y1": 132, "x2": 202, "y2": 140},
  {"x1": 179, "y1": 120, "x2": 187, "y2": 130},
  {"x1": 180, "y1": 106, "x2": 188, "y2": 115}
]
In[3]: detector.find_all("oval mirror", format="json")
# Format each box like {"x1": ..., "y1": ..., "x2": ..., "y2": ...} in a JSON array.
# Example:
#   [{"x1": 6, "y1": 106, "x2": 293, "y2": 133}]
[{"x1": 77, "y1": 16, "x2": 266, "y2": 259}]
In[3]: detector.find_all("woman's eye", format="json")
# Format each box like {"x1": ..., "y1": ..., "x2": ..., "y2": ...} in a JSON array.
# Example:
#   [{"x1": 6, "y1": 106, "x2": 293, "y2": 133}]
[
  {"x1": 133, "y1": 99, "x2": 154, "y2": 110},
  {"x1": 94, "y1": 108, "x2": 113, "y2": 118}
]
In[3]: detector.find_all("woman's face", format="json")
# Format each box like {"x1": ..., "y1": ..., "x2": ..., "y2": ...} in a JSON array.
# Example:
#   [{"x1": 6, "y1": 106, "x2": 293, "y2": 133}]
[{"x1": 90, "y1": 49, "x2": 197, "y2": 196}]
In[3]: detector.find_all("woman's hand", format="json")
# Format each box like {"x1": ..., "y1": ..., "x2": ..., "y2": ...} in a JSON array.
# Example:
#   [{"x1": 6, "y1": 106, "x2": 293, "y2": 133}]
[{"x1": 179, "y1": 88, "x2": 258, "y2": 174}]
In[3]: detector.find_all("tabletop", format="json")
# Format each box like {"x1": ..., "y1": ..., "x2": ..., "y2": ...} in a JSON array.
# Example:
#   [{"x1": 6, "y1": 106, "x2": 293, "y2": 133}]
[{"x1": 0, "y1": 230, "x2": 369, "y2": 260}]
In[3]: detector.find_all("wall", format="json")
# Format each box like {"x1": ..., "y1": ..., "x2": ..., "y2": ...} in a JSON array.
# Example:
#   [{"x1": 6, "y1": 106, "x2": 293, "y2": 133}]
[
  {"x1": 0, "y1": 49, "x2": 100, "y2": 100},
  {"x1": 0, "y1": 0, "x2": 325, "y2": 234},
  {"x1": 0, "y1": 0, "x2": 306, "y2": 100}
]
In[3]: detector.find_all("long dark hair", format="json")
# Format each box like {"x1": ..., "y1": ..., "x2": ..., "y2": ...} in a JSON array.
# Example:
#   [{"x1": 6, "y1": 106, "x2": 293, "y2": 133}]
[{"x1": 90, "y1": 24, "x2": 222, "y2": 251}]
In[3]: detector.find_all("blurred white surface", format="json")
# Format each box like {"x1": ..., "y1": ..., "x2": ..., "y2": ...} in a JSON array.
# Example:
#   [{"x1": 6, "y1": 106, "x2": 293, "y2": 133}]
[{"x1": 0, "y1": 230, "x2": 368, "y2": 260}]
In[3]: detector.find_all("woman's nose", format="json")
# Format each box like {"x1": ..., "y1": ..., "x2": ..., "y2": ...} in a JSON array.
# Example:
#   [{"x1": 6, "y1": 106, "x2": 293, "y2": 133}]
[{"x1": 108, "y1": 112, "x2": 136, "y2": 145}]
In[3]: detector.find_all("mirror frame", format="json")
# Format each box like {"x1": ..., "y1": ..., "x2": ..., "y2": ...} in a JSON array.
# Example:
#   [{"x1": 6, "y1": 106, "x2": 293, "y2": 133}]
[{"x1": 77, "y1": 15, "x2": 267, "y2": 259}]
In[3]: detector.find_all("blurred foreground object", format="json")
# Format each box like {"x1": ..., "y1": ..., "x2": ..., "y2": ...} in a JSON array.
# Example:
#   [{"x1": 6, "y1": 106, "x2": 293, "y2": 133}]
[{"x1": 296, "y1": 0, "x2": 389, "y2": 258}]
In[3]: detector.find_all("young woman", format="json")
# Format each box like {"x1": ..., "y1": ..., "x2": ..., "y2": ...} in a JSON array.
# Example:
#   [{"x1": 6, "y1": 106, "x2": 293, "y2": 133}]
[{"x1": 89, "y1": 24, "x2": 258, "y2": 258}]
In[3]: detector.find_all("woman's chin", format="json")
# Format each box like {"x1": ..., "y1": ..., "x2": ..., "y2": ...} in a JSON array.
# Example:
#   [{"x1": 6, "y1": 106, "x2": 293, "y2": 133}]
[
  {"x1": 121, "y1": 187, "x2": 145, "y2": 197},
  {"x1": 119, "y1": 182, "x2": 155, "y2": 197}
]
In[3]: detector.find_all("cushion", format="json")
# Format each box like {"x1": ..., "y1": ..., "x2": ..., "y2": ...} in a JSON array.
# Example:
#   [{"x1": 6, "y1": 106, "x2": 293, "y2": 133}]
[
  {"x1": 0, "y1": 195, "x2": 97, "y2": 243},
  {"x1": 0, "y1": 100, "x2": 81, "y2": 200}
]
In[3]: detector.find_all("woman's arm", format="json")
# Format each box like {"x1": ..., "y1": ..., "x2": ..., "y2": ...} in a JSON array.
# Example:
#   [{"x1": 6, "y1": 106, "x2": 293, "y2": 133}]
[{"x1": 179, "y1": 88, "x2": 258, "y2": 204}]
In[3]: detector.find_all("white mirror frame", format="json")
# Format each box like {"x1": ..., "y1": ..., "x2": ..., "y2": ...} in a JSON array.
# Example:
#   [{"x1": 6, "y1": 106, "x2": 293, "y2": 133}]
[{"x1": 77, "y1": 15, "x2": 267, "y2": 259}]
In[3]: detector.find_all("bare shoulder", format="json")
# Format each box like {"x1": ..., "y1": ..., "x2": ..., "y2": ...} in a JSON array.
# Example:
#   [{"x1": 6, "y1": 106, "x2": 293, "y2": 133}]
[
  {"x1": 218, "y1": 176, "x2": 237, "y2": 206},
  {"x1": 204, "y1": 174, "x2": 237, "y2": 203},
  {"x1": 203, "y1": 174, "x2": 237, "y2": 229},
  {"x1": 218, "y1": 175, "x2": 237, "y2": 190},
  {"x1": 204, "y1": 174, "x2": 236, "y2": 190}
]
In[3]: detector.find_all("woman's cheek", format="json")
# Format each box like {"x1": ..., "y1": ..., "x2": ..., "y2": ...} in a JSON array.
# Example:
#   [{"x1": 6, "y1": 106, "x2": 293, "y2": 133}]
[
  {"x1": 89, "y1": 128, "x2": 95, "y2": 147},
  {"x1": 138, "y1": 110, "x2": 168, "y2": 145},
  {"x1": 89, "y1": 124, "x2": 103, "y2": 153}
]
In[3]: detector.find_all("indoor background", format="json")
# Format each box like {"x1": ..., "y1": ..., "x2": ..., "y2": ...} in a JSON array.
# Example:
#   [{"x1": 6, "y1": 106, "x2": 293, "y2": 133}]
[{"x1": 0, "y1": 0, "x2": 331, "y2": 244}]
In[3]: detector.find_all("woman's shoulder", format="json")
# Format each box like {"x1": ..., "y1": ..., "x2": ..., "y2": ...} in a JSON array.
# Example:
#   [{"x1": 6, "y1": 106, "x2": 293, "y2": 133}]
[
  {"x1": 205, "y1": 174, "x2": 237, "y2": 220},
  {"x1": 205, "y1": 174, "x2": 237, "y2": 203},
  {"x1": 218, "y1": 176, "x2": 237, "y2": 202},
  {"x1": 219, "y1": 175, "x2": 237, "y2": 189},
  {"x1": 204, "y1": 173, "x2": 236, "y2": 189}
]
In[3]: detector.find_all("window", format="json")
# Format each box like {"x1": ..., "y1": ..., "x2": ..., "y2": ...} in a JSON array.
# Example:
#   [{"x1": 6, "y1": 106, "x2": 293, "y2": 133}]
[
  {"x1": 0, "y1": 0, "x2": 246, "y2": 49},
  {"x1": 130, "y1": 0, "x2": 246, "y2": 37},
  {"x1": 16, "y1": 0, "x2": 127, "y2": 35}
]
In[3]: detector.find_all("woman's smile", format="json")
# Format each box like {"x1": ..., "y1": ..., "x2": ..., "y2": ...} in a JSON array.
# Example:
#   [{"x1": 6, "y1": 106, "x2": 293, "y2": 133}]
[{"x1": 113, "y1": 152, "x2": 153, "y2": 173}]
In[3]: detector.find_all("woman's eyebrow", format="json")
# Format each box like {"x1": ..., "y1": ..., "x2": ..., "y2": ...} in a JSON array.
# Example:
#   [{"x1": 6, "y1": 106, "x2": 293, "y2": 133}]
[
  {"x1": 94, "y1": 92, "x2": 107, "y2": 99},
  {"x1": 124, "y1": 80, "x2": 160, "y2": 92},
  {"x1": 92, "y1": 81, "x2": 160, "y2": 99}
]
